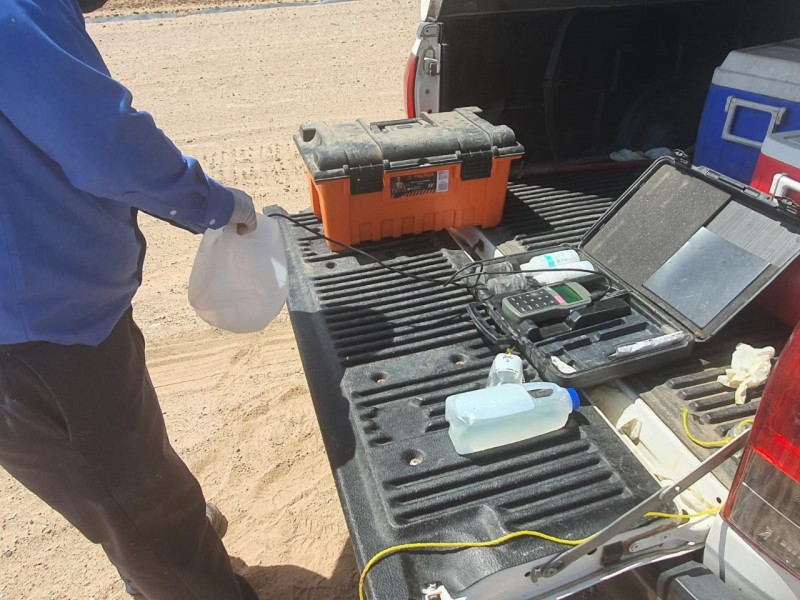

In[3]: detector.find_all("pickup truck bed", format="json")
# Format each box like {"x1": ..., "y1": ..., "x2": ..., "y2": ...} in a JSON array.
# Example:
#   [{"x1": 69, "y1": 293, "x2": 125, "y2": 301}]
[{"x1": 278, "y1": 168, "x2": 689, "y2": 599}]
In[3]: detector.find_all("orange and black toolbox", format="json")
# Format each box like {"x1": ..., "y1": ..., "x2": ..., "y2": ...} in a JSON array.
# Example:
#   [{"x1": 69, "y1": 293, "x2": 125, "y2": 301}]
[{"x1": 293, "y1": 107, "x2": 524, "y2": 250}]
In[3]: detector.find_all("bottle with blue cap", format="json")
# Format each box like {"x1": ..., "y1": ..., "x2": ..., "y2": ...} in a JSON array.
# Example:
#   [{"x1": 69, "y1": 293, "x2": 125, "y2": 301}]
[{"x1": 445, "y1": 382, "x2": 580, "y2": 455}]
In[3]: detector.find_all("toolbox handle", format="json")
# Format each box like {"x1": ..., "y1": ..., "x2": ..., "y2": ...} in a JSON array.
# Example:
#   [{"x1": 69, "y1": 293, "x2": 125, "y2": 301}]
[
  {"x1": 722, "y1": 96, "x2": 786, "y2": 149},
  {"x1": 466, "y1": 303, "x2": 513, "y2": 348},
  {"x1": 370, "y1": 118, "x2": 426, "y2": 134}
]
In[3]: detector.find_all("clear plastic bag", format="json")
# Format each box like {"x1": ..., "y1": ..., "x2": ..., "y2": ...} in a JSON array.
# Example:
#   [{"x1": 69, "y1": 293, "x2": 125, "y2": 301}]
[{"x1": 188, "y1": 213, "x2": 288, "y2": 333}]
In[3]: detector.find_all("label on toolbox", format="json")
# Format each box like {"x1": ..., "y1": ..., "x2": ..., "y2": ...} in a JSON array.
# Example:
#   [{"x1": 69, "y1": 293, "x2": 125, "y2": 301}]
[{"x1": 390, "y1": 170, "x2": 449, "y2": 198}]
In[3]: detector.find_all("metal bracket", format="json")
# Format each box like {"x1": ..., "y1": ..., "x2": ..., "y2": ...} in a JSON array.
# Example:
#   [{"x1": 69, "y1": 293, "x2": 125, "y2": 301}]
[
  {"x1": 627, "y1": 519, "x2": 709, "y2": 553},
  {"x1": 413, "y1": 23, "x2": 442, "y2": 114},
  {"x1": 418, "y1": 22, "x2": 441, "y2": 40},
  {"x1": 423, "y1": 57, "x2": 441, "y2": 76},
  {"x1": 530, "y1": 429, "x2": 749, "y2": 582}
]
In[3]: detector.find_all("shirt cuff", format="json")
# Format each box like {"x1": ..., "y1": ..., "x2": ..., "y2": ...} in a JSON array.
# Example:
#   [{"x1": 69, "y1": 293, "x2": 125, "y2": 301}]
[{"x1": 201, "y1": 180, "x2": 235, "y2": 230}]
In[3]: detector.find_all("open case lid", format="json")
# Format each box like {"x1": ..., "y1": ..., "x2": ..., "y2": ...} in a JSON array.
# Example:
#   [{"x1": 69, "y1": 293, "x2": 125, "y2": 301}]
[{"x1": 579, "y1": 157, "x2": 800, "y2": 340}]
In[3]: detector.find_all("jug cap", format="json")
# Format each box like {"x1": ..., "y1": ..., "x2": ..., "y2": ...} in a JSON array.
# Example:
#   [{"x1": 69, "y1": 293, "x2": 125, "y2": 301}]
[{"x1": 567, "y1": 388, "x2": 580, "y2": 411}]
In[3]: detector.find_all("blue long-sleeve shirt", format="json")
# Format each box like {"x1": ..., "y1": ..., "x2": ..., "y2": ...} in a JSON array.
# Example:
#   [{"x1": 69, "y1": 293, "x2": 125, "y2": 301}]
[{"x1": 0, "y1": 0, "x2": 235, "y2": 345}]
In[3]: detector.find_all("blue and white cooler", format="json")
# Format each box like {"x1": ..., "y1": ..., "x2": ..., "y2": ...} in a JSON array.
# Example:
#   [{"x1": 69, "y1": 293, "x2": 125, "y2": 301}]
[{"x1": 694, "y1": 39, "x2": 800, "y2": 183}]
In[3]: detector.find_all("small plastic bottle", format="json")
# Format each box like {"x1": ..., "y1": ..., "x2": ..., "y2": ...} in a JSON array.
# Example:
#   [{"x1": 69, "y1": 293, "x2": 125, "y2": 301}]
[
  {"x1": 525, "y1": 260, "x2": 596, "y2": 285},
  {"x1": 483, "y1": 260, "x2": 514, "y2": 274},
  {"x1": 486, "y1": 353, "x2": 524, "y2": 387},
  {"x1": 445, "y1": 382, "x2": 580, "y2": 455},
  {"x1": 486, "y1": 273, "x2": 527, "y2": 295},
  {"x1": 523, "y1": 250, "x2": 580, "y2": 270}
]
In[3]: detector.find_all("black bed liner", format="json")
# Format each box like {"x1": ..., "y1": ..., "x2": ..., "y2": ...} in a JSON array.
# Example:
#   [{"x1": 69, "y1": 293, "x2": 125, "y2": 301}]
[
  {"x1": 278, "y1": 168, "x2": 667, "y2": 599},
  {"x1": 484, "y1": 167, "x2": 644, "y2": 252}
]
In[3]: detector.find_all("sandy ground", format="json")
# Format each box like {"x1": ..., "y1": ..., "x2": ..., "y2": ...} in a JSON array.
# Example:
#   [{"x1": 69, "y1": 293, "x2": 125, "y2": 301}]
[{"x1": 0, "y1": 1, "x2": 417, "y2": 598}]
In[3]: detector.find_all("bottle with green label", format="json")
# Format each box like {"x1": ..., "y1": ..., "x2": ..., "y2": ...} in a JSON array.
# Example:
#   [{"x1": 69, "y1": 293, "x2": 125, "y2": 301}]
[{"x1": 524, "y1": 249, "x2": 580, "y2": 270}]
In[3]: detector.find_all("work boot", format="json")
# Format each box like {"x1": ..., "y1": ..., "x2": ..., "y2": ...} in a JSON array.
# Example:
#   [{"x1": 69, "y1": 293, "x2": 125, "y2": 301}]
[
  {"x1": 125, "y1": 574, "x2": 258, "y2": 599},
  {"x1": 236, "y1": 574, "x2": 260, "y2": 600},
  {"x1": 206, "y1": 501, "x2": 229, "y2": 539},
  {"x1": 122, "y1": 502, "x2": 232, "y2": 596},
  {"x1": 208, "y1": 505, "x2": 260, "y2": 598}
]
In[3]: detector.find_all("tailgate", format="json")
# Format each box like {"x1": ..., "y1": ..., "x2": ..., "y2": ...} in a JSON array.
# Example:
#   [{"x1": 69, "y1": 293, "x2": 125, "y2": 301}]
[{"x1": 278, "y1": 168, "x2": 664, "y2": 599}]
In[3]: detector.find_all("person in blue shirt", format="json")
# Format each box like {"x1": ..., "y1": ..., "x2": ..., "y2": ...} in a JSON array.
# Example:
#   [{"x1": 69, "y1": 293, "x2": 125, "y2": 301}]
[{"x1": 0, "y1": 1, "x2": 260, "y2": 598}]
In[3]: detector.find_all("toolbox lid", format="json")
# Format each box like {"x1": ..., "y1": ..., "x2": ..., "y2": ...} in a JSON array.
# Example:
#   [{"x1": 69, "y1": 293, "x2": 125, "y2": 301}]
[
  {"x1": 712, "y1": 39, "x2": 800, "y2": 102},
  {"x1": 293, "y1": 106, "x2": 524, "y2": 183},
  {"x1": 580, "y1": 157, "x2": 800, "y2": 340}
]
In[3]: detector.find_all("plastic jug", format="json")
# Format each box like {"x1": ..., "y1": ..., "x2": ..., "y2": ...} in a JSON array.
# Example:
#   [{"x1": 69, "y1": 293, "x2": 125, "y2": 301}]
[
  {"x1": 188, "y1": 213, "x2": 288, "y2": 333},
  {"x1": 445, "y1": 382, "x2": 580, "y2": 455}
]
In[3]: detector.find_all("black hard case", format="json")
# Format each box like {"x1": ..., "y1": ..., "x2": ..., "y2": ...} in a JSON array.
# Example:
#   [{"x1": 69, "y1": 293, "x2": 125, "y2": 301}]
[{"x1": 481, "y1": 157, "x2": 800, "y2": 388}]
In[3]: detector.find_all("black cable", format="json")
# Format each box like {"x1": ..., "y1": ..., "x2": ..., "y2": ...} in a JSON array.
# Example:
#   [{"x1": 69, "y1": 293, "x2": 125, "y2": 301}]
[
  {"x1": 448, "y1": 267, "x2": 614, "y2": 299},
  {"x1": 441, "y1": 254, "x2": 521, "y2": 287},
  {"x1": 270, "y1": 213, "x2": 481, "y2": 292},
  {"x1": 270, "y1": 213, "x2": 615, "y2": 298}
]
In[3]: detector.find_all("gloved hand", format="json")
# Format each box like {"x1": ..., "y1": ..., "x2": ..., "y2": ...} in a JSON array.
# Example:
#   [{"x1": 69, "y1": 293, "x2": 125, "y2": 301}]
[{"x1": 227, "y1": 187, "x2": 257, "y2": 235}]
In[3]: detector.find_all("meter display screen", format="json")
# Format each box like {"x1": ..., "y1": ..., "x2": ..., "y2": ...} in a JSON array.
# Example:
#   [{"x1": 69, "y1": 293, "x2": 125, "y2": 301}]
[{"x1": 551, "y1": 283, "x2": 583, "y2": 304}]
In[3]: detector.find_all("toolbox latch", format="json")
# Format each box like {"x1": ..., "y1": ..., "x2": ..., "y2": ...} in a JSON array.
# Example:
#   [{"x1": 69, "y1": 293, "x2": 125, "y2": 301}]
[
  {"x1": 460, "y1": 150, "x2": 494, "y2": 181},
  {"x1": 349, "y1": 164, "x2": 384, "y2": 195}
]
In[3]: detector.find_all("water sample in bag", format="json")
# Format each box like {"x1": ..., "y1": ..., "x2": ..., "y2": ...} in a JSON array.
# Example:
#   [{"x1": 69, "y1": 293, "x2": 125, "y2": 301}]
[{"x1": 188, "y1": 213, "x2": 288, "y2": 333}]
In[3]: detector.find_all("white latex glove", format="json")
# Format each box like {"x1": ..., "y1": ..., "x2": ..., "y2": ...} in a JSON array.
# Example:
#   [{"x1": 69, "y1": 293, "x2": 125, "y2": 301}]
[
  {"x1": 717, "y1": 343, "x2": 775, "y2": 404},
  {"x1": 227, "y1": 187, "x2": 257, "y2": 235}
]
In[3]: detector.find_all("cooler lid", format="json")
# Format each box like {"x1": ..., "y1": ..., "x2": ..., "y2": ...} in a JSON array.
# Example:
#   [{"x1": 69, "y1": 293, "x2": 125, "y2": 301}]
[
  {"x1": 713, "y1": 39, "x2": 800, "y2": 102},
  {"x1": 293, "y1": 107, "x2": 524, "y2": 183},
  {"x1": 579, "y1": 157, "x2": 800, "y2": 340},
  {"x1": 761, "y1": 130, "x2": 800, "y2": 166}
]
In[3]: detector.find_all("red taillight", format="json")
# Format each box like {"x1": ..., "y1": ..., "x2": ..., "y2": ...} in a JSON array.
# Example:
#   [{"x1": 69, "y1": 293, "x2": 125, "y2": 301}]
[
  {"x1": 404, "y1": 52, "x2": 418, "y2": 118},
  {"x1": 723, "y1": 325, "x2": 800, "y2": 577}
]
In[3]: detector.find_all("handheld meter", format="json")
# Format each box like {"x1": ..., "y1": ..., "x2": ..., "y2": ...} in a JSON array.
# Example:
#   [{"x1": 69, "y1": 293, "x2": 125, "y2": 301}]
[{"x1": 501, "y1": 282, "x2": 593, "y2": 323}]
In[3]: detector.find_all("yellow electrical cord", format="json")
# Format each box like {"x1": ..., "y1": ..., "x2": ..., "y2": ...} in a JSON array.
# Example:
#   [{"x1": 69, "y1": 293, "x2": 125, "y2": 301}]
[
  {"x1": 358, "y1": 506, "x2": 722, "y2": 600},
  {"x1": 682, "y1": 408, "x2": 754, "y2": 448},
  {"x1": 643, "y1": 505, "x2": 722, "y2": 520}
]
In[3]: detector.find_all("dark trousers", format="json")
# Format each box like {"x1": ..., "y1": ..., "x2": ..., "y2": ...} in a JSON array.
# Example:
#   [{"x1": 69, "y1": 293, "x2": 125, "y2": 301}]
[{"x1": 0, "y1": 310, "x2": 244, "y2": 600}]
